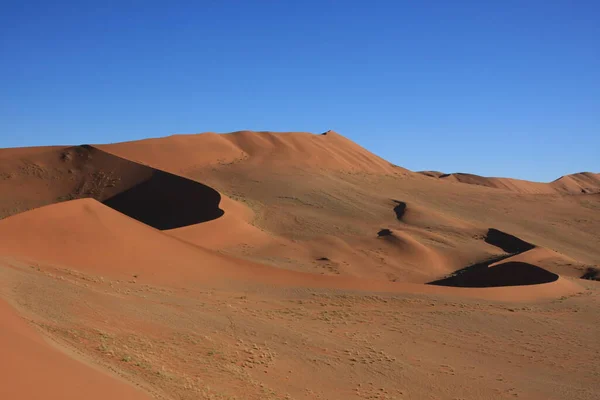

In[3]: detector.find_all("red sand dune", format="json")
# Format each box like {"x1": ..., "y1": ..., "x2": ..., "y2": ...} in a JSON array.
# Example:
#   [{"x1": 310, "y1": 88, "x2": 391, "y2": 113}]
[
  {"x1": 0, "y1": 144, "x2": 224, "y2": 229},
  {"x1": 0, "y1": 198, "x2": 580, "y2": 301},
  {"x1": 166, "y1": 194, "x2": 276, "y2": 250},
  {"x1": 551, "y1": 172, "x2": 600, "y2": 194},
  {"x1": 0, "y1": 198, "x2": 436, "y2": 291},
  {"x1": 98, "y1": 130, "x2": 408, "y2": 175},
  {"x1": 419, "y1": 171, "x2": 600, "y2": 194},
  {"x1": 0, "y1": 198, "x2": 282, "y2": 286},
  {"x1": 0, "y1": 130, "x2": 598, "y2": 400}
]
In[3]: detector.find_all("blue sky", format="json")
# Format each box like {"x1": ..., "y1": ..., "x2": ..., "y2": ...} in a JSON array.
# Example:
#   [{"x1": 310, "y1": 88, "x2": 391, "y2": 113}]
[{"x1": 1, "y1": 1, "x2": 598, "y2": 181}]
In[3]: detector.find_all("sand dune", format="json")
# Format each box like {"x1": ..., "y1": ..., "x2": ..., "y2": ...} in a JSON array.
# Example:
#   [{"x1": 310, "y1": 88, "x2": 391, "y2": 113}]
[
  {"x1": 166, "y1": 195, "x2": 275, "y2": 249},
  {"x1": 430, "y1": 261, "x2": 559, "y2": 288},
  {"x1": 0, "y1": 198, "x2": 229, "y2": 283},
  {"x1": 0, "y1": 197, "x2": 576, "y2": 299},
  {"x1": 419, "y1": 171, "x2": 600, "y2": 194},
  {"x1": 1, "y1": 130, "x2": 598, "y2": 399},
  {"x1": 0, "y1": 198, "x2": 332, "y2": 289},
  {"x1": 0, "y1": 198, "x2": 450, "y2": 292},
  {"x1": 551, "y1": 172, "x2": 600, "y2": 194},
  {"x1": 428, "y1": 229, "x2": 574, "y2": 288},
  {"x1": 0, "y1": 145, "x2": 223, "y2": 229},
  {"x1": 98, "y1": 130, "x2": 407, "y2": 175},
  {"x1": 2, "y1": 134, "x2": 596, "y2": 287}
]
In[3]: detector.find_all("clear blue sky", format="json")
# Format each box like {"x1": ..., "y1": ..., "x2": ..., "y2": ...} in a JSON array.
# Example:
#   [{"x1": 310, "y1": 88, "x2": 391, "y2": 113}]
[{"x1": 1, "y1": 1, "x2": 598, "y2": 181}]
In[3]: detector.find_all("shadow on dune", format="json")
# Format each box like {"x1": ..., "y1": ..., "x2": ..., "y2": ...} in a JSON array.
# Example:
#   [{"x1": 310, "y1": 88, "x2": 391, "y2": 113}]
[
  {"x1": 103, "y1": 170, "x2": 224, "y2": 230},
  {"x1": 428, "y1": 228, "x2": 556, "y2": 288},
  {"x1": 378, "y1": 228, "x2": 394, "y2": 237},
  {"x1": 429, "y1": 262, "x2": 558, "y2": 288},
  {"x1": 4, "y1": 144, "x2": 226, "y2": 230},
  {"x1": 581, "y1": 267, "x2": 600, "y2": 281},
  {"x1": 392, "y1": 200, "x2": 406, "y2": 221},
  {"x1": 485, "y1": 228, "x2": 534, "y2": 253}
]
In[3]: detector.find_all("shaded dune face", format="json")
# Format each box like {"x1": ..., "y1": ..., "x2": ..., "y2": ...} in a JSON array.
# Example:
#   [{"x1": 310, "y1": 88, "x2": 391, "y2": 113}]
[
  {"x1": 429, "y1": 228, "x2": 555, "y2": 288},
  {"x1": 581, "y1": 267, "x2": 600, "y2": 281},
  {"x1": 392, "y1": 200, "x2": 406, "y2": 221},
  {"x1": 485, "y1": 228, "x2": 535, "y2": 253},
  {"x1": 102, "y1": 170, "x2": 223, "y2": 230},
  {"x1": 430, "y1": 262, "x2": 559, "y2": 288},
  {"x1": 75, "y1": 146, "x2": 225, "y2": 229},
  {"x1": 0, "y1": 144, "x2": 224, "y2": 230}
]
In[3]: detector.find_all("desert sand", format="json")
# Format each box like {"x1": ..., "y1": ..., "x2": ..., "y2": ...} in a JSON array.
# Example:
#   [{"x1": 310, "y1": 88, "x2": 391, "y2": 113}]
[{"x1": 0, "y1": 130, "x2": 598, "y2": 399}]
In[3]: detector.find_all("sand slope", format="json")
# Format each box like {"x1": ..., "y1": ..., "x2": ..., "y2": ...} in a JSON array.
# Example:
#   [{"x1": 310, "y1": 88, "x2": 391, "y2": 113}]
[
  {"x1": 0, "y1": 299, "x2": 149, "y2": 400},
  {"x1": 551, "y1": 172, "x2": 600, "y2": 194},
  {"x1": 0, "y1": 198, "x2": 236, "y2": 284},
  {"x1": 0, "y1": 198, "x2": 438, "y2": 292},
  {"x1": 0, "y1": 197, "x2": 580, "y2": 301}
]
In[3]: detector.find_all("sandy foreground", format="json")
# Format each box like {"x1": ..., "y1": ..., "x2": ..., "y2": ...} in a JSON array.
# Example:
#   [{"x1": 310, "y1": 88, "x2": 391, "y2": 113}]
[{"x1": 0, "y1": 131, "x2": 598, "y2": 399}]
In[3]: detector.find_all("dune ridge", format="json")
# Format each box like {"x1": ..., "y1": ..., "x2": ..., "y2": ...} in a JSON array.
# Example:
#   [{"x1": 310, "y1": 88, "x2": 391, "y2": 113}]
[
  {"x1": 418, "y1": 171, "x2": 600, "y2": 195},
  {"x1": 98, "y1": 130, "x2": 408, "y2": 175}
]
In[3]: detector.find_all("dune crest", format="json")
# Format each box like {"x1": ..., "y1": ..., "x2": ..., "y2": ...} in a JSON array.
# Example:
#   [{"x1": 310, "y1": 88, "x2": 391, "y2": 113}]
[
  {"x1": 419, "y1": 171, "x2": 600, "y2": 195},
  {"x1": 98, "y1": 130, "x2": 407, "y2": 175}
]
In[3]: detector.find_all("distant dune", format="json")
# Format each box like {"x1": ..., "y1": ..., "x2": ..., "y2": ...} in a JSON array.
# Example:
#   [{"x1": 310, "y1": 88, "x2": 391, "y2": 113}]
[{"x1": 418, "y1": 170, "x2": 600, "y2": 194}]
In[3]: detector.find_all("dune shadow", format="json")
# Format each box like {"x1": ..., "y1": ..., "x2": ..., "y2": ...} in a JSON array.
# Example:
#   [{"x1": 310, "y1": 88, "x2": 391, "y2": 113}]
[
  {"x1": 431, "y1": 253, "x2": 514, "y2": 281},
  {"x1": 429, "y1": 261, "x2": 558, "y2": 288},
  {"x1": 428, "y1": 228, "x2": 556, "y2": 288},
  {"x1": 378, "y1": 228, "x2": 394, "y2": 237},
  {"x1": 581, "y1": 267, "x2": 600, "y2": 281},
  {"x1": 485, "y1": 228, "x2": 534, "y2": 253},
  {"x1": 1, "y1": 143, "x2": 226, "y2": 230},
  {"x1": 392, "y1": 200, "x2": 406, "y2": 221},
  {"x1": 103, "y1": 170, "x2": 224, "y2": 230}
]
